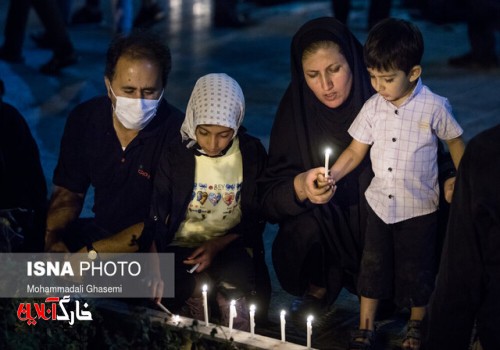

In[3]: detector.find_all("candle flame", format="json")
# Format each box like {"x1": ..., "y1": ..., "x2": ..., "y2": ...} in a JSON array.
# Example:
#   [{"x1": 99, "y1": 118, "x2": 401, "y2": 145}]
[
  {"x1": 280, "y1": 310, "x2": 286, "y2": 316},
  {"x1": 307, "y1": 315, "x2": 314, "y2": 322},
  {"x1": 202, "y1": 284, "x2": 207, "y2": 292},
  {"x1": 250, "y1": 304, "x2": 256, "y2": 311}
]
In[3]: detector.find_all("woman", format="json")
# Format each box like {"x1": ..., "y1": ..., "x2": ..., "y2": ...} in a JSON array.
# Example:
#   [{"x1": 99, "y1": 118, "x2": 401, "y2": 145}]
[
  {"x1": 261, "y1": 16, "x2": 456, "y2": 337},
  {"x1": 147, "y1": 73, "x2": 270, "y2": 330},
  {"x1": 259, "y1": 17, "x2": 375, "y2": 325}
]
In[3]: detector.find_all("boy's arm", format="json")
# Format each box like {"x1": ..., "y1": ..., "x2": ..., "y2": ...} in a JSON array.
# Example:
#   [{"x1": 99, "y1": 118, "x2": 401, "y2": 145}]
[
  {"x1": 330, "y1": 139, "x2": 370, "y2": 182},
  {"x1": 446, "y1": 136, "x2": 466, "y2": 170}
]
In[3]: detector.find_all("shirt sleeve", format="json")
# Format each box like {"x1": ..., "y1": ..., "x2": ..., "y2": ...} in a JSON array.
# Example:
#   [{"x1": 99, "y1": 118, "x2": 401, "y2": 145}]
[
  {"x1": 348, "y1": 101, "x2": 374, "y2": 145},
  {"x1": 52, "y1": 106, "x2": 91, "y2": 194},
  {"x1": 432, "y1": 98, "x2": 463, "y2": 140}
]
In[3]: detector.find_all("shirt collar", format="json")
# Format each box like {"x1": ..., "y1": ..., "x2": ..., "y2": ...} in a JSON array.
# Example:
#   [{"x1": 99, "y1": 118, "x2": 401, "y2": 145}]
[{"x1": 397, "y1": 78, "x2": 423, "y2": 108}]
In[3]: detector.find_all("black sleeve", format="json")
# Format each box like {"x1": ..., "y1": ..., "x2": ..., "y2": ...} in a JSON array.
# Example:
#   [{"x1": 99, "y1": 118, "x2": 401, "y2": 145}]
[
  {"x1": 231, "y1": 134, "x2": 268, "y2": 247},
  {"x1": 52, "y1": 102, "x2": 92, "y2": 194},
  {"x1": 258, "y1": 90, "x2": 313, "y2": 222}
]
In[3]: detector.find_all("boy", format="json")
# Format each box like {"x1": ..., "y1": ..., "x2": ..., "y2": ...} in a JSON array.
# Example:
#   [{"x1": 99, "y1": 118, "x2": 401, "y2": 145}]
[{"x1": 324, "y1": 18, "x2": 465, "y2": 350}]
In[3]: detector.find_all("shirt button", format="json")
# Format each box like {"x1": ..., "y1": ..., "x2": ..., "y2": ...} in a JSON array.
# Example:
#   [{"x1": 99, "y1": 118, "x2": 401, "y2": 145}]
[
  {"x1": 395, "y1": 110, "x2": 399, "y2": 115},
  {"x1": 121, "y1": 158, "x2": 125, "y2": 163},
  {"x1": 388, "y1": 194, "x2": 393, "y2": 199},
  {"x1": 388, "y1": 167, "x2": 392, "y2": 172},
  {"x1": 392, "y1": 138, "x2": 397, "y2": 142}
]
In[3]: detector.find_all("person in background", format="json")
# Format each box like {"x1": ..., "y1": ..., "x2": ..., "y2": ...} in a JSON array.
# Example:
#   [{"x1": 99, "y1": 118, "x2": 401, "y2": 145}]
[
  {"x1": 0, "y1": 79, "x2": 47, "y2": 252},
  {"x1": 71, "y1": 0, "x2": 166, "y2": 29},
  {"x1": 447, "y1": 0, "x2": 499, "y2": 69},
  {"x1": 144, "y1": 73, "x2": 269, "y2": 330},
  {"x1": 422, "y1": 124, "x2": 500, "y2": 350},
  {"x1": 331, "y1": 0, "x2": 392, "y2": 30},
  {"x1": 214, "y1": 0, "x2": 249, "y2": 28},
  {"x1": 44, "y1": 30, "x2": 183, "y2": 254},
  {"x1": 0, "y1": 0, "x2": 77, "y2": 75}
]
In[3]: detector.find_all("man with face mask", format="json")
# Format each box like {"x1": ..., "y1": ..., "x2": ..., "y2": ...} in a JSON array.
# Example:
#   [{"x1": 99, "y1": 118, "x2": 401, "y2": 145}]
[{"x1": 44, "y1": 31, "x2": 183, "y2": 253}]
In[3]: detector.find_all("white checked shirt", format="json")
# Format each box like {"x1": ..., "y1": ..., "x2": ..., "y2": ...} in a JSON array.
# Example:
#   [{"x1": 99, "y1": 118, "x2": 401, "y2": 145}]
[{"x1": 349, "y1": 79, "x2": 463, "y2": 224}]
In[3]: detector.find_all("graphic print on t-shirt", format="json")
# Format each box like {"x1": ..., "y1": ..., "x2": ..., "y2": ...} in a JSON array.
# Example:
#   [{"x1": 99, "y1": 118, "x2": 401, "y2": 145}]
[{"x1": 189, "y1": 182, "x2": 242, "y2": 220}]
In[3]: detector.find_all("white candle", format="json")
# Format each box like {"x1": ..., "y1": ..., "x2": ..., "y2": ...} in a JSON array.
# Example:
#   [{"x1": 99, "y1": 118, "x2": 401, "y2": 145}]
[
  {"x1": 249, "y1": 304, "x2": 256, "y2": 337},
  {"x1": 280, "y1": 310, "x2": 286, "y2": 343},
  {"x1": 325, "y1": 148, "x2": 332, "y2": 177},
  {"x1": 187, "y1": 263, "x2": 200, "y2": 274},
  {"x1": 307, "y1": 315, "x2": 313, "y2": 349},
  {"x1": 157, "y1": 302, "x2": 173, "y2": 317},
  {"x1": 202, "y1": 284, "x2": 209, "y2": 327},
  {"x1": 324, "y1": 148, "x2": 331, "y2": 177},
  {"x1": 229, "y1": 300, "x2": 236, "y2": 333}
]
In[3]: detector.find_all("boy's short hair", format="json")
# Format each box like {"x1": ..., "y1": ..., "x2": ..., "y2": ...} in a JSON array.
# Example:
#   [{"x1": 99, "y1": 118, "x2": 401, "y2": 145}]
[{"x1": 363, "y1": 18, "x2": 424, "y2": 74}]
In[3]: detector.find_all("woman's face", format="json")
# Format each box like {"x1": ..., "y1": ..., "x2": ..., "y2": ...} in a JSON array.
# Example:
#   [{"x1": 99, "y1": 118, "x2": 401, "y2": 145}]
[
  {"x1": 302, "y1": 46, "x2": 353, "y2": 109},
  {"x1": 195, "y1": 124, "x2": 234, "y2": 156}
]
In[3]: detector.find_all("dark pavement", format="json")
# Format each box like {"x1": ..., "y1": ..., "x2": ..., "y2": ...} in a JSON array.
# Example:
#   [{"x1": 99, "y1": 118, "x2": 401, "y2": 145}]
[{"x1": 1, "y1": 0, "x2": 499, "y2": 348}]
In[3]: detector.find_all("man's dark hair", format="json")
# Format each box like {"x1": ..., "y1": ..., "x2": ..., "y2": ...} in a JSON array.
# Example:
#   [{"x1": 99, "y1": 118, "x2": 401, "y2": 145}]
[
  {"x1": 105, "y1": 30, "x2": 172, "y2": 87},
  {"x1": 363, "y1": 18, "x2": 424, "y2": 74}
]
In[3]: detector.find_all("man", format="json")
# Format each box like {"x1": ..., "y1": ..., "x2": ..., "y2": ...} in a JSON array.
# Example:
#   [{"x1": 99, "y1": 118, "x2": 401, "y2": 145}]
[{"x1": 44, "y1": 31, "x2": 183, "y2": 254}]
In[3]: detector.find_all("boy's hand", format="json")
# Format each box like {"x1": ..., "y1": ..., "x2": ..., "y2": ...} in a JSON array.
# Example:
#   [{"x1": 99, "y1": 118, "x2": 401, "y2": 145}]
[
  {"x1": 315, "y1": 173, "x2": 335, "y2": 190},
  {"x1": 294, "y1": 167, "x2": 336, "y2": 204},
  {"x1": 444, "y1": 177, "x2": 455, "y2": 203}
]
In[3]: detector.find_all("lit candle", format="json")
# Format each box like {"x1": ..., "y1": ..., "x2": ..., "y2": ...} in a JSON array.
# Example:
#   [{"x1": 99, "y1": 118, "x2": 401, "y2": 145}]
[
  {"x1": 229, "y1": 300, "x2": 236, "y2": 333},
  {"x1": 174, "y1": 314, "x2": 180, "y2": 325},
  {"x1": 307, "y1": 315, "x2": 313, "y2": 349},
  {"x1": 249, "y1": 304, "x2": 256, "y2": 337},
  {"x1": 202, "y1": 284, "x2": 209, "y2": 327},
  {"x1": 324, "y1": 148, "x2": 331, "y2": 177},
  {"x1": 280, "y1": 310, "x2": 286, "y2": 343}
]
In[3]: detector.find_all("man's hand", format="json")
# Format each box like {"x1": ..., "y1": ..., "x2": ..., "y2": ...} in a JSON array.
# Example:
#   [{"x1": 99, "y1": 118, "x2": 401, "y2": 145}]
[
  {"x1": 45, "y1": 239, "x2": 70, "y2": 253},
  {"x1": 148, "y1": 276, "x2": 164, "y2": 303},
  {"x1": 147, "y1": 242, "x2": 164, "y2": 303}
]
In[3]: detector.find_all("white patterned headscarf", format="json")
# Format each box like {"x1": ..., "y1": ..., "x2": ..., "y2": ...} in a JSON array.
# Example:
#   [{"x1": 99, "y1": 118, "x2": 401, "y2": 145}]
[{"x1": 181, "y1": 73, "x2": 245, "y2": 148}]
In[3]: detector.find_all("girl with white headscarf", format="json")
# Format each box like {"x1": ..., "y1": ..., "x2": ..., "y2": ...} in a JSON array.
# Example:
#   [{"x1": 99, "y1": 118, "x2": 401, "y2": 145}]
[{"x1": 145, "y1": 73, "x2": 270, "y2": 331}]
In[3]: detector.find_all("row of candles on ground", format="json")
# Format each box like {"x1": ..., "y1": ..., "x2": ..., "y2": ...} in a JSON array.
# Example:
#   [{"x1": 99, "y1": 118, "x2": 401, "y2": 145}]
[{"x1": 160, "y1": 284, "x2": 315, "y2": 348}]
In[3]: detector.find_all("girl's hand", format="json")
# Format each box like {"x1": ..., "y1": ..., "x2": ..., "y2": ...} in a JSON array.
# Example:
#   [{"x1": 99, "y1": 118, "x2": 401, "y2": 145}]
[{"x1": 183, "y1": 234, "x2": 237, "y2": 273}]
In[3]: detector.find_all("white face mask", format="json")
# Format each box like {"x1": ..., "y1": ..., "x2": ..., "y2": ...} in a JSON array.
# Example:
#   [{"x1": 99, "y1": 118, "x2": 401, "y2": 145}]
[{"x1": 109, "y1": 85, "x2": 164, "y2": 130}]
